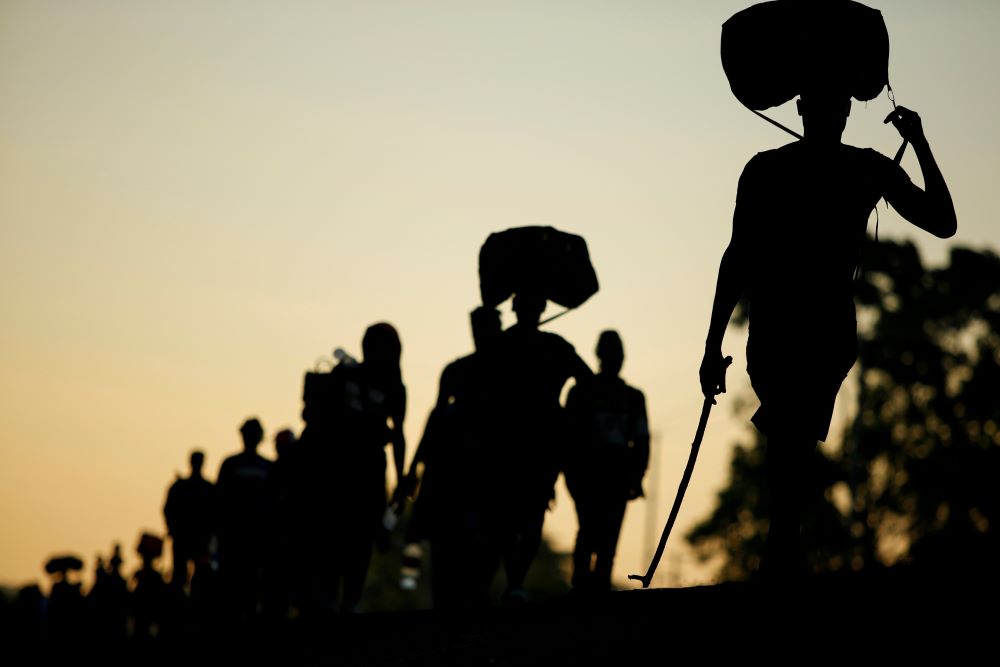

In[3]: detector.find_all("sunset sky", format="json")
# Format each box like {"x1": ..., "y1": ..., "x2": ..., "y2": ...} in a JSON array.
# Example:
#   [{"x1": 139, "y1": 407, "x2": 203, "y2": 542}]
[{"x1": 2, "y1": 0, "x2": 998, "y2": 590}]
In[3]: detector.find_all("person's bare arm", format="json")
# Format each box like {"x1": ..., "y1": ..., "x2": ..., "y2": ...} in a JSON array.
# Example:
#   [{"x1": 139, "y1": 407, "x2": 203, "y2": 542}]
[
  {"x1": 705, "y1": 242, "x2": 744, "y2": 353},
  {"x1": 882, "y1": 106, "x2": 957, "y2": 239},
  {"x1": 700, "y1": 162, "x2": 753, "y2": 400},
  {"x1": 389, "y1": 387, "x2": 407, "y2": 501},
  {"x1": 411, "y1": 367, "x2": 453, "y2": 469},
  {"x1": 700, "y1": 244, "x2": 741, "y2": 401},
  {"x1": 628, "y1": 390, "x2": 650, "y2": 499},
  {"x1": 570, "y1": 351, "x2": 594, "y2": 384}
]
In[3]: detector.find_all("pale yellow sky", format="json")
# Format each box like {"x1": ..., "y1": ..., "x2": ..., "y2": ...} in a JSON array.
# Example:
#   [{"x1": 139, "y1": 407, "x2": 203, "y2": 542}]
[{"x1": 2, "y1": 0, "x2": 998, "y2": 590}]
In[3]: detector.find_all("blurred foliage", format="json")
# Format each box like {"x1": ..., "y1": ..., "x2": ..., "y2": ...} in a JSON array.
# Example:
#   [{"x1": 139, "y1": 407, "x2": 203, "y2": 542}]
[{"x1": 688, "y1": 239, "x2": 1000, "y2": 579}]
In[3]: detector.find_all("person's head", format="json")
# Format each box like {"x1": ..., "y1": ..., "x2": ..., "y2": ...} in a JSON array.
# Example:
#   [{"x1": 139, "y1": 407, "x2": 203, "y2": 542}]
[
  {"x1": 470, "y1": 306, "x2": 502, "y2": 351},
  {"x1": 274, "y1": 429, "x2": 296, "y2": 459},
  {"x1": 189, "y1": 450, "x2": 205, "y2": 477},
  {"x1": 797, "y1": 89, "x2": 851, "y2": 143},
  {"x1": 239, "y1": 418, "x2": 264, "y2": 452},
  {"x1": 362, "y1": 322, "x2": 402, "y2": 381},
  {"x1": 110, "y1": 544, "x2": 123, "y2": 573},
  {"x1": 512, "y1": 292, "x2": 546, "y2": 328},
  {"x1": 596, "y1": 330, "x2": 624, "y2": 377}
]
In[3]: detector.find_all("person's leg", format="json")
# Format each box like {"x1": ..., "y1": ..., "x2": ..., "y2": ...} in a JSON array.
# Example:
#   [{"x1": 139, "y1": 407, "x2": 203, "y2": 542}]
[
  {"x1": 340, "y1": 479, "x2": 383, "y2": 614},
  {"x1": 593, "y1": 491, "x2": 628, "y2": 590},
  {"x1": 340, "y1": 531, "x2": 375, "y2": 614},
  {"x1": 470, "y1": 530, "x2": 501, "y2": 607},
  {"x1": 430, "y1": 537, "x2": 458, "y2": 609},
  {"x1": 503, "y1": 497, "x2": 547, "y2": 596},
  {"x1": 170, "y1": 539, "x2": 188, "y2": 591},
  {"x1": 761, "y1": 425, "x2": 815, "y2": 581},
  {"x1": 570, "y1": 487, "x2": 596, "y2": 591}
]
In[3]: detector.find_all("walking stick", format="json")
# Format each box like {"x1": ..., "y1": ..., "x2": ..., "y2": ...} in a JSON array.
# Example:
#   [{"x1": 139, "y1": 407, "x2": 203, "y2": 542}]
[{"x1": 629, "y1": 356, "x2": 732, "y2": 588}]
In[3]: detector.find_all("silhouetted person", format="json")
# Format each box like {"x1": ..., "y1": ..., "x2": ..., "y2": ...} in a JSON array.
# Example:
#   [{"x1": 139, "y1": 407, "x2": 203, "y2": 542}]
[
  {"x1": 163, "y1": 450, "x2": 216, "y2": 593},
  {"x1": 274, "y1": 428, "x2": 298, "y2": 461},
  {"x1": 565, "y1": 330, "x2": 649, "y2": 592},
  {"x1": 485, "y1": 292, "x2": 592, "y2": 602},
  {"x1": 216, "y1": 418, "x2": 275, "y2": 620},
  {"x1": 44, "y1": 555, "x2": 86, "y2": 642},
  {"x1": 272, "y1": 427, "x2": 305, "y2": 616},
  {"x1": 299, "y1": 323, "x2": 406, "y2": 614},
  {"x1": 131, "y1": 533, "x2": 168, "y2": 640},
  {"x1": 12, "y1": 584, "x2": 45, "y2": 644},
  {"x1": 404, "y1": 306, "x2": 503, "y2": 608},
  {"x1": 700, "y1": 90, "x2": 957, "y2": 581},
  {"x1": 87, "y1": 544, "x2": 128, "y2": 641}
]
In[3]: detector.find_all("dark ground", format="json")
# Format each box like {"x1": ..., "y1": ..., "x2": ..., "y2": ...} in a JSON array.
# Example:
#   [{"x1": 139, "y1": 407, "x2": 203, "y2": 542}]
[
  {"x1": 10, "y1": 570, "x2": 995, "y2": 665},
  {"x1": 325, "y1": 574, "x2": 992, "y2": 666}
]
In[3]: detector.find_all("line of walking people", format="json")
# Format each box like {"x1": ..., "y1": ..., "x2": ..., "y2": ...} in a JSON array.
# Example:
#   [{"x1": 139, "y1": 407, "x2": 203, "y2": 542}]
[
  {"x1": 16, "y1": 300, "x2": 651, "y2": 642},
  {"x1": 162, "y1": 296, "x2": 650, "y2": 619}
]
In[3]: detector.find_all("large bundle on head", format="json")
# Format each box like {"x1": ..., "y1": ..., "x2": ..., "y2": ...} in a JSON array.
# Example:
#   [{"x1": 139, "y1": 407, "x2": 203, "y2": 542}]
[
  {"x1": 45, "y1": 555, "x2": 84, "y2": 575},
  {"x1": 478, "y1": 226, "x2": 599, "y2": 310},
  {"x1": 722, "y1": 0, "x2": 890, "y2": 110}
]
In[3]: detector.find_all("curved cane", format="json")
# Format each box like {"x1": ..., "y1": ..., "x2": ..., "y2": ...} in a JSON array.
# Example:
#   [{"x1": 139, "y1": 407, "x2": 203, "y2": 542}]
[{"x1": 629, "y1": 356, "x2": 732, "y2": 588}]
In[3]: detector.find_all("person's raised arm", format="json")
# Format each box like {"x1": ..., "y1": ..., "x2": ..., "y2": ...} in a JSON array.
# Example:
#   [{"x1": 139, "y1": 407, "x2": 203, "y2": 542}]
[{"x1": 882, "y1": 106, "x2": 957, "y2": 239}]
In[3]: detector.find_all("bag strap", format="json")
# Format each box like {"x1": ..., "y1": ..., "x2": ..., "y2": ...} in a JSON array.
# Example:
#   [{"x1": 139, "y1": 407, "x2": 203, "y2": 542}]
[{"x1": 750, "y1": 108, "x2": 803, "y2": 140}]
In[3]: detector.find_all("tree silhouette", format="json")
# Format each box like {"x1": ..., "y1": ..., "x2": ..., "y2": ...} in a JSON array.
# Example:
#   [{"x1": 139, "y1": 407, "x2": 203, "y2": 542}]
[{"x1": 688, "y1": 239, "x2": 1000, "y2": 580}]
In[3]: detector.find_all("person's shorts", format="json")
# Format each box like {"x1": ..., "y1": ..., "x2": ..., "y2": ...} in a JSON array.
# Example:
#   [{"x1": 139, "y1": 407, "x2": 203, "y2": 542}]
[{"x1": 748, "y1": 353, "x2": 854, "y2": 442}]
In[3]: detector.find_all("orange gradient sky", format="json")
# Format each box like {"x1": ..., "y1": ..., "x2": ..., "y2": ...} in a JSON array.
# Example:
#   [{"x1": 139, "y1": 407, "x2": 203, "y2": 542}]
[{"x1": 2, "y1": 0, "x2": 998, "y2": 589}]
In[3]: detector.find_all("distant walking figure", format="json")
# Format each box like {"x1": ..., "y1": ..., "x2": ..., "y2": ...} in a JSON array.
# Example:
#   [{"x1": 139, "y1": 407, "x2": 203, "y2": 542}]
[
  {"x1": 163, "y1": 450, "x2": 215, "y2": 592},
  {"x1": 701, "y1": 88, "x2": 957, "y2": 578},
  {"x1": 566, "y1": 330, "x2": 649, "y2": 592},
  {"x1": 216, "y1": 418, "x2": 275, "y2": 617},
  {"x1": 300, "y1": 323, "x2": 407, "y2": 614},
  {"x1": 405, "y1": 306, "x2": 503, "y2": 608},
  {"x1": 476, "y1": 225, "x2": 599, "y2": 602},
  {"x1": 271, "y1": 428, "x2": 304, "y2": 614},
  {"x1": 132, "y1": 533, "x2": 168, "y2": 639},
  {"x1": 88, "y1": 544, "x2": 128, "y2": 641},
  {"x1": 487, "y1": 292, "x2": 591, "y2": 602}
]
